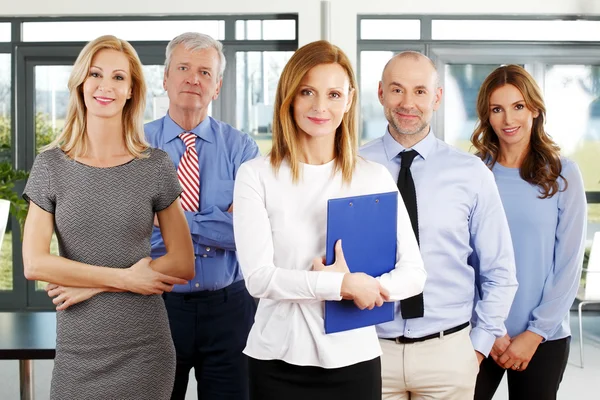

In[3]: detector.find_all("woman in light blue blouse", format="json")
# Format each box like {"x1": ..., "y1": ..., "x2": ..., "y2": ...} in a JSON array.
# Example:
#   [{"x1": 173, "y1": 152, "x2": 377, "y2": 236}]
[{"x1": 471, "y1": 64, "x2": 586, "y2": 400}]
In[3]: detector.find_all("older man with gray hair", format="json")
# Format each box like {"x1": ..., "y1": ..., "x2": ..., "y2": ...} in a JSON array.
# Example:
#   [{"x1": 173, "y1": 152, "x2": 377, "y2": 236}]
[{"x1": 145, "y1": 32, "x2": 259, "y2": 400}]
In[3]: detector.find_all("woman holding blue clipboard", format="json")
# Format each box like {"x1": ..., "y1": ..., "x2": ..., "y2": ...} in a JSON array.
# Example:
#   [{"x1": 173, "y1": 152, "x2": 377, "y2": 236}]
[{"x1": 233, "y1": 40, "x2": 426, "y2": 400}]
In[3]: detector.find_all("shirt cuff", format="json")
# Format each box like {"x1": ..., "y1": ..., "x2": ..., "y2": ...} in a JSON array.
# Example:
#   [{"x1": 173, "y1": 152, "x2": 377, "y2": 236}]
[
  {"x1": 470, "y1": 326, "x2": 497, "y2": 357},
  {"x1": 315, "y1": 272, "x2": 345, "y2": 301},
  {"x1": 526, "y1": 325, "x2": 548, "y2": 342}
]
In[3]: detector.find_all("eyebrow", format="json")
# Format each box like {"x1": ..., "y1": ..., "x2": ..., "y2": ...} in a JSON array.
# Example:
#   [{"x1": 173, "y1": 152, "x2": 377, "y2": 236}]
[
  {"x1": 177, "y1": 62, "x2": 214, "y2": 71},
  {"x1": 489, "y1": 100, "x2": 525, "y2": 107},
  {"x1": 388, "y1": 82, "x2": 429, "y2": 90},
  {"x1": 90, "y1": 66, "x2": 128, "y2": 74},
  {"x1": 299, "y1": 84, "x2": 345, "y2": 91}
]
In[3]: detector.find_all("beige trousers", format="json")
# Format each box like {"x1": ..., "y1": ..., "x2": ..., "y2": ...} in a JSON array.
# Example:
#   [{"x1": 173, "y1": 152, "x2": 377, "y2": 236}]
[{"x1": 380, "y1": 327, "x2": 479, "y2": 400}]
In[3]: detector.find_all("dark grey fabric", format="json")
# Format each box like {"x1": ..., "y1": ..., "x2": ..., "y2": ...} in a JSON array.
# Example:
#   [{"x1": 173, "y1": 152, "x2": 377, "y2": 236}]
[{"x1": 24, "y1": 147, "x2": 182, "y2": 400}]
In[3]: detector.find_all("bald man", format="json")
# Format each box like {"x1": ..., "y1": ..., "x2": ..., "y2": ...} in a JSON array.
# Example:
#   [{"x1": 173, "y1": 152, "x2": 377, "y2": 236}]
[{"x1": 360, "y1": 52, "x2": 518, "y2": 399}]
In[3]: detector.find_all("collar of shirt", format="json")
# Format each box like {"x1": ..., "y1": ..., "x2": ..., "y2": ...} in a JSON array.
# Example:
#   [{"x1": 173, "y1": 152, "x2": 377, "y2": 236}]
[
  {"x1": 382, "y1": 126, "x2": 436, "y2": 162},
  {"x1": 162, "y1": 113, "x2": 214, "y2": 144}
]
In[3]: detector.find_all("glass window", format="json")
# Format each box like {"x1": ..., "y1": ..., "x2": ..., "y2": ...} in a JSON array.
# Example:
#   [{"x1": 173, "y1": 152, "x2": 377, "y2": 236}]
[
  {"x1": 143, "y1": 65, "x2": 167, "y2": 123},
  {"x1": 359, "y1": 51, "x2": 394, "y2": 143},
  {"x1": 35, "y1": 65, "x2": 72, "y2": 152},
  {"x1": 589, "y1": 204, "x2": 600, "y2": 245},
  {"x1": 235, "y1": 20, "x2": 296, "y2": 40},
  {"x1": 236, "y1": 51, "x2": 293, "y2": 155},
  {"x1": 360, "y1": 19, "x2": 420, "y2": 40},
  {"x1": 0, "y1": 23, "x2": 10, "y2": 42},
  {"x1": 0, "y1": 54, "x2": 11, "y2": 291},
  {"x1": 544, "y1": 64, "x2": 600, "y2": 192},
  {"x1": 432, "y1": 20, "x2": 600, "y2": 41},
  {"x1": 443, "y1": 64, "x2": 500, "y2": 152},
  {"x1": 23, "y1": 20, "x2": 225, "y2": 42},
  {"x1": 0, "y1": 54, "x2": 10, "y2": 162}
]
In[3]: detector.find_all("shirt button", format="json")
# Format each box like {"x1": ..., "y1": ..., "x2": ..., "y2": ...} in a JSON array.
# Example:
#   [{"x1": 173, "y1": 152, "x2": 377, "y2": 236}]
[
  {"x1": 195, "y1": 283, "x2": 200, "y2": 288},
  {"x1": 202, "y1": 254, "x2": 207, "y2": 258},
  {"x1": 206, "y1": 247, "x2": 211, "y2": 251},
  {"x1": 407, "y1": 329, "x2": 411, "y2": 334}
]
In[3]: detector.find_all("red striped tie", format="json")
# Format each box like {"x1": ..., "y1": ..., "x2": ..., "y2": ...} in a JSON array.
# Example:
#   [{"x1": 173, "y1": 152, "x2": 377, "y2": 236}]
[{"x1": 177, "y1": 133, "x2": 200, "y2": 212}]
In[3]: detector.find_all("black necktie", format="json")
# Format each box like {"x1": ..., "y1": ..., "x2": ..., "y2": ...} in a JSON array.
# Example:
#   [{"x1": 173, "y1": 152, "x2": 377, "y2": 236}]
[{"x1": 397, "y1": 150, "x2": 424, "y2": 319}]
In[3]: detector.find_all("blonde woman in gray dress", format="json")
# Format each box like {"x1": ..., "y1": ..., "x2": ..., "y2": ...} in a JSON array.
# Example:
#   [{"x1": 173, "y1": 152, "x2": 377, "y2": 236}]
[{"x1": 22, "y1": 35, "x2": 194, "y2": 400}]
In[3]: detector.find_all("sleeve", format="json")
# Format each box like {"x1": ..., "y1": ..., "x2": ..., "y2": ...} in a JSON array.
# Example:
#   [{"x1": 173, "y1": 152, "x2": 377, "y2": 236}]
[
  {"x1": 527, "y1": 161, "x2": 587, "y2": 340},
  {"x1": 233, "y1": 162, "x2": 345, "y2": 301},
  {"x1": 153, "y1": 150, "x2": 183, "y2": 212},
  {"x1": 374, "y1": 166, "x2": 427, "y2": 301},
  {"x1": 469, "y1": 164, "x2": 518, "y2": 356},
  {"x1": 23, "y1": 151, "x2": 55, "y2": 214},
  {"x1": 183, "y1": 134, "x2": 261, "y2": 251}
]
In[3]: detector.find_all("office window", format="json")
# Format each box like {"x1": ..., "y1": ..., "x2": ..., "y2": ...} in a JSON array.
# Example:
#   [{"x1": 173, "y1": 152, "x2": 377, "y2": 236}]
[
  {"x1": 0, "y1": 15, "x2": 298, "y2": 308},
  {"x1": 0, "y1": 53, "x2": 10, "y2": 291},
  {"x1": 235, "y1": 19, "x2": 296, "y2": 41},
  {"x1": 360, "y1": 51, "x2": 394, "y2": 142},
  {"x1": 360, "y1": 19, "x2": 420, "y2": 40},
  {"x1": 444, "y1": 64, "x2": 500, "y2": 152},
  {"x1": 432, "y1": 19, "x2": 600, "y2": 41},
  {"x1": 0, "y1": 23, "x2": 10, "y2": 42},
  {"x1": 544, "y1": 64, "x2": 600, "y2": 192},
  {"x1": 23, "y1": 20, "x2": 226, "y2": 42},
  {"x1": 236, "y1": 51, "x2": 293, "y2": 154}
]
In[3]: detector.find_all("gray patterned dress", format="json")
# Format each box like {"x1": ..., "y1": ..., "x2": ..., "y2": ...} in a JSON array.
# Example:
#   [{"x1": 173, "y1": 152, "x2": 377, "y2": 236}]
[{"x1": 23, "y1": 147, "x2": 181, "y2": 400}]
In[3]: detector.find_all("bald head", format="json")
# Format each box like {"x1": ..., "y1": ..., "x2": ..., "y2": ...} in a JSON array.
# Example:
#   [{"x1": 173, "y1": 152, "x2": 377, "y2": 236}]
[
  {"x1": 382, "y1": 51, "x2": 439, "y2": 88},
  {"x1": 378, "y1": 51, "x2": 443, "y2": 146}
]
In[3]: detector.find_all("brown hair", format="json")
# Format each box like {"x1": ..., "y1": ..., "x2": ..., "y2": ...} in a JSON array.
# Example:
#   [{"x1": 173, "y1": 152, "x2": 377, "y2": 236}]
[
  {"x1": 471, "y1": 64, "x2": 565, "y2": 198},
  {"x1": 270, "y1": 40, "x2": 358, "y2": 183},
  {"x1": 45, "y1": 35, "x2": 149, "y2": 158}
]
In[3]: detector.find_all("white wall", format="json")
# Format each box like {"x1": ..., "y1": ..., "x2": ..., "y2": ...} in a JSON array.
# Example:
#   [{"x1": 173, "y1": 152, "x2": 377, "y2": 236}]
[{"x1": 2, "y1": 0, "x2": 600, "y2": 67}]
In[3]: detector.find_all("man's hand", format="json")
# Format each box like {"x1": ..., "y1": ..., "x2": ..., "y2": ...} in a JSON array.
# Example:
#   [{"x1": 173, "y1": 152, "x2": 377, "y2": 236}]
[
  {"x1": 490, "y1": 334, "x2": 511, "y2": 364},
  {"x1": 497, "y1": 330, "x2": 543, "y2": 371},
  {"x1": 227, "y1": 203, "x2": 233, "y2": 213}
]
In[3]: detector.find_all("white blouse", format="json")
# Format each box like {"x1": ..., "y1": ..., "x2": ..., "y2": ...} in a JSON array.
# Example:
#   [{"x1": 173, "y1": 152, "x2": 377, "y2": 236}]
[{"x1": 233, "y1": 156, "x2": 426, "y2": 369}]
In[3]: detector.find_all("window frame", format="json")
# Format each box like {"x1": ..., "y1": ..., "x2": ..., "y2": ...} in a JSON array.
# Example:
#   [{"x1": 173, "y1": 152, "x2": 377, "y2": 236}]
[
  {"x1": 0, "y1": 15, "x2": 297, "y2": 311},
  {"x1": 357, "y1": 14, "x2": 600, "y2": 246}
]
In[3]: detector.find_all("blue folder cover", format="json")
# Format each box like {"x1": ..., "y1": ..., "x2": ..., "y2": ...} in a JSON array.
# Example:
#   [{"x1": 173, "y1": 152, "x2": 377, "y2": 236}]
[{"x1": 324, "y1": 191, "x2": 398, "y2": 334}]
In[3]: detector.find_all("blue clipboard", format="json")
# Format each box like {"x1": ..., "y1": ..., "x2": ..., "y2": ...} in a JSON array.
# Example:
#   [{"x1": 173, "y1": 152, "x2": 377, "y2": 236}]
[{"x1": 324, "y1": 191, "x2": 397, "y2": 334}]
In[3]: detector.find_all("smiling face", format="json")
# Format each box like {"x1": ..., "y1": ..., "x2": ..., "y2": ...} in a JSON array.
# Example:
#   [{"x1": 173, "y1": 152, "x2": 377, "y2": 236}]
[
  {"x1": 379, "y1": 55, "x2": 442, "y2": 141},
  {"x1": 163, "y1": 44, "x2": 221, "y2": 120},
  {"x1": 488, "y1": 84, "x2": 539, "y2": 148},
  {"x1": 292, "y1": 63, "x2": 353, "y2": 140},
  {"x1": 82, "y1": 49, "x2": 132, "y2": 120}
]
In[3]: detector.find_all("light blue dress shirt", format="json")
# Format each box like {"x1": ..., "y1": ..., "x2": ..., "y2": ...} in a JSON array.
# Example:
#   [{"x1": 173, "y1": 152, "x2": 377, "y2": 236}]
[
  {"x1": 492, "y1": 159, "x2": 586, "y2": 341},
  {"x1": 145, "y1": 114, "x2": 260, "y2": 292},
  {"x1": 360, "y1": 130, "x2": 518, "y2": 356}
]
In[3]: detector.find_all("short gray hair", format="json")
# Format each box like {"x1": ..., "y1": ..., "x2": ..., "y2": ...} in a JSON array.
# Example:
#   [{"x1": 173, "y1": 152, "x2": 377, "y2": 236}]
[{"x1": 164, "y1": 32, "x2": 226, "y2": 79}]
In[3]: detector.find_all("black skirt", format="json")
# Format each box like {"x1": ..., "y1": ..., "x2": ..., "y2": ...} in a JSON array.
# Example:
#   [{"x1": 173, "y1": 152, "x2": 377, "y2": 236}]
[{"x1": 248, "y1": 356, "x2": 381, "y2": 400}]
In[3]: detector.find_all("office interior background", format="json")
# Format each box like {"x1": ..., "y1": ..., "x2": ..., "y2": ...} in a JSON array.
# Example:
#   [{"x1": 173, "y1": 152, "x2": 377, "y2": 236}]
[{"x1": 1, "y1": 0, "x2": 600, "y2": 398}]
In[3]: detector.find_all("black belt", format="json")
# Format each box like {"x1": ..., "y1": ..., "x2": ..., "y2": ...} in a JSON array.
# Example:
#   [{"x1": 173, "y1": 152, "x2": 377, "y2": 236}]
[{"x1": 383, "y1": 322, "x2": 470, "y2": 344}]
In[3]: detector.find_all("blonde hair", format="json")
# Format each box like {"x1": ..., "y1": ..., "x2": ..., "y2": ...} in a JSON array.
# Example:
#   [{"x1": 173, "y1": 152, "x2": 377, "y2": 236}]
[
  {"x1": 270, "y1": 40, "x2": 358, "y2": 184},
  {"x1": 45, "y1": 35, "x2": 149, "y2": 158},
  {"x1": 471, "y1": 64, "x2": 565, "y2": 199}
]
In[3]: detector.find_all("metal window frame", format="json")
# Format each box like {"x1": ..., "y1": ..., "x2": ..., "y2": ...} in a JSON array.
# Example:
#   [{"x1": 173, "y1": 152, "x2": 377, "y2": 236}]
[
  {"x1": 357, "y1": 14, "x2": 600, "y2": 238},
  {"x1": 0, "y1": 16, "x2": 297, "y2": 311}
]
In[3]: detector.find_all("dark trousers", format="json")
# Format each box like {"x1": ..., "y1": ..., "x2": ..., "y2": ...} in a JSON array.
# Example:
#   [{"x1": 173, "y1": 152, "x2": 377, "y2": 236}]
[
  {"x1": 163, "y1": 280, "x2": 256, "y2": 400},
  {"x1": 248, "y1": 356, "x2": 382, "y2": 400},
  {"x1": 474, "y1": 336, "x2": 570, "y2": 400}
]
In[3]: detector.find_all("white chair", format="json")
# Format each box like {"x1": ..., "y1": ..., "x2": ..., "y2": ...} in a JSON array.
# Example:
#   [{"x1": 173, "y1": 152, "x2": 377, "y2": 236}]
[{"x1": 576, "y1": 231, "x2": 600, "y2": 368}]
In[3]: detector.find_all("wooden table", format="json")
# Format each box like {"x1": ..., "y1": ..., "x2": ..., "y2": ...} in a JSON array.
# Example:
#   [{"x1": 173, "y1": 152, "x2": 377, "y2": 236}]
[{"x1": 0, "y1": 312, "x2": 56, "y2": 400}]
